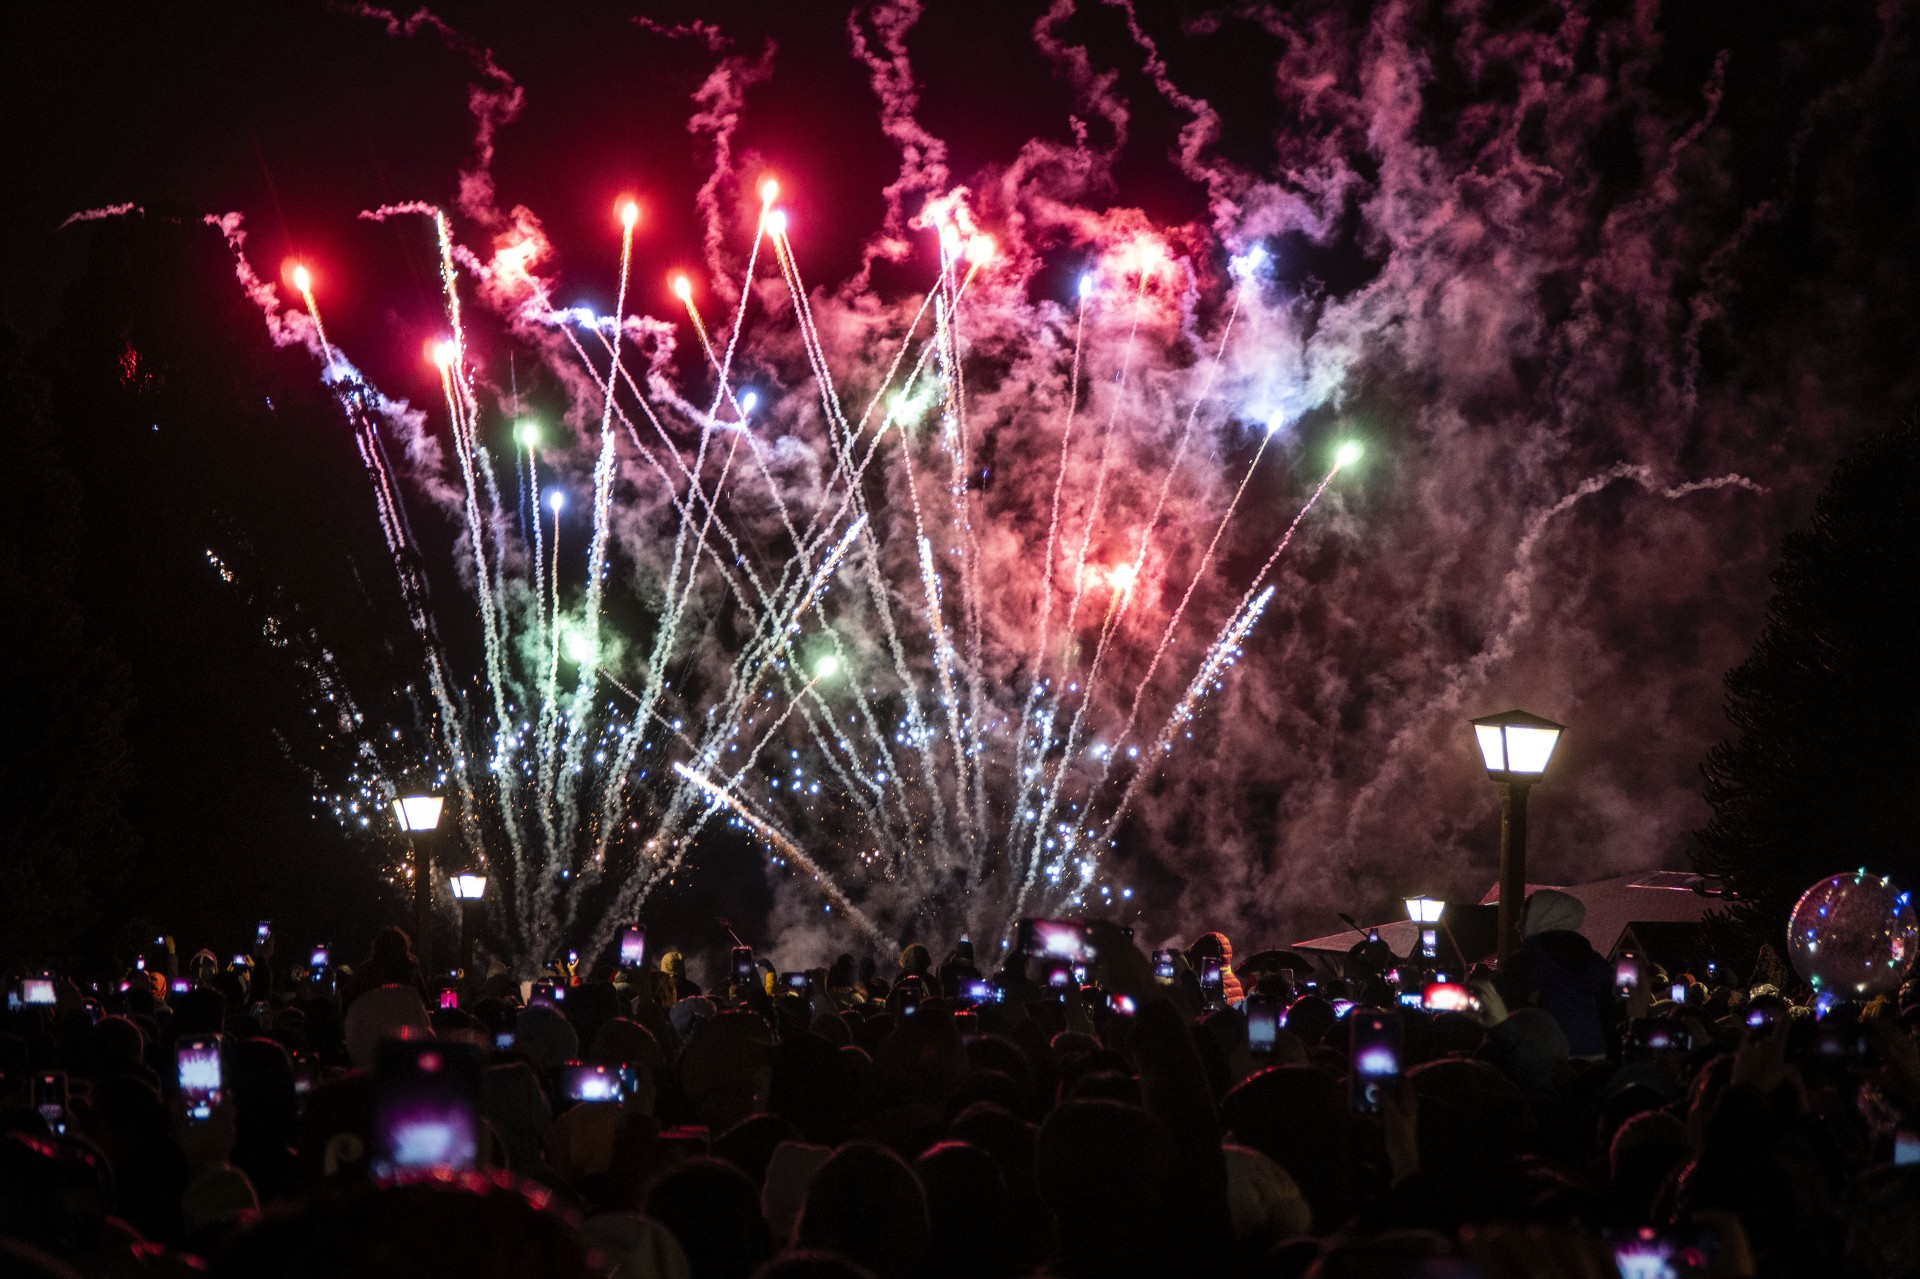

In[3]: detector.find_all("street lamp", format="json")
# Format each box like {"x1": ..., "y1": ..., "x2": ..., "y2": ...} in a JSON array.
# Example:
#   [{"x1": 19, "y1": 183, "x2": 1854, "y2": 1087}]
[
  {"x1": 1469, "y1": 709, "x2": 1564, "y2": 963},
  {"x1": 393, "y1": 794, "x2": 445, "y2": 972},
  {"x1": 1405, "y1": 896, "x2": 1444, "y2": 961},
  {"x1": 449, "y1": 872, "x2": 488, "y2": 981}
]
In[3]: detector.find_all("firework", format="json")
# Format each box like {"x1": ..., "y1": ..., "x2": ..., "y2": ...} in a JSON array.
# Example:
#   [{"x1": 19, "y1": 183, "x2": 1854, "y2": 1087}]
[{"x1": 209, "y1": 152, "x2": 1361, "y2": 972}]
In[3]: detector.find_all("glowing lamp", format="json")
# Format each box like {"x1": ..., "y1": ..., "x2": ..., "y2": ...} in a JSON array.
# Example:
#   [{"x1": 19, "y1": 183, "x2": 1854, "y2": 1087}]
[
  {"x1": 449, "y1": 873, "x2": 488, "y2": 900},
  {"x1": 1470, "y1": 709, "x2": 1564, "y2": 782},
  {"x1": 1404, "y1": 896, "x2": 1445, "y2": 924},
  {"x1": 393, "y1": 794, "x2": 444, "y2": 833},
  {"x1": 1471, "y1": 708, "x2": 1565, "y2": 962},
  {"x1": 620, "y1": 201, "x2": 640, "y2": 230},
  {"x1": 293, "y1": 265, "x2": 313, "y2": 294},
  {"x1": 1334, "y1": 441, "x2": 1363, "y2": 469},
  {"x1": 759, "y1": 177, "x2": 779, "y2": 205}
]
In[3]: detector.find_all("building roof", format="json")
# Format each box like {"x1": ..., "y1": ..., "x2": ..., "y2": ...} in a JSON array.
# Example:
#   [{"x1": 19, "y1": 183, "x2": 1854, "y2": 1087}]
[{"x1": 1292, "y1": 870, "x2": 1722, "y2": 964}]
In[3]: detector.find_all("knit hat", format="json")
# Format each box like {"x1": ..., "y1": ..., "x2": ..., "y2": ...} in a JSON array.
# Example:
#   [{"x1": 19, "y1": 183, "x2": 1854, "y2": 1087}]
[
  {"x1": 761, "y1": 1141, "x2": 833, "y2": 1242},
  {"x1": 1222, "y1": 1143, "x2": 1311, "y2": 1239},
  {"x1": 342, "y1": 984, "x2": 431, "y2": 1069},
  {"x1": 581, "y1": 1212, "x2": 693, "y2": 1279}
]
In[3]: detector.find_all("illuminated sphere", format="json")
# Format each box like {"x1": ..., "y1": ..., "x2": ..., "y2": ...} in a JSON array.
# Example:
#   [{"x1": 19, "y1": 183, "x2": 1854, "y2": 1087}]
[
  {"x1": 1786, "y1": 870, "x2": 1917, "y2": 998},
  {"x1": 759, "y1": 176, "x2": 779, "y2": 204},
  {"x1": 621, "y1": 201, "x2": 640, "y2": 229},
  {"x1": 766, "y1": 209, "x2": 788, "y2": 237},
  {"x1": 671, "y1": 275, "x2": 692, "y2": 301},
  {"x1": 1335, "y1": 441, "x2": 1363, "y2": 468},
  {"x1": 293, "y1": 265, "x2": 312, "y2": 293}
]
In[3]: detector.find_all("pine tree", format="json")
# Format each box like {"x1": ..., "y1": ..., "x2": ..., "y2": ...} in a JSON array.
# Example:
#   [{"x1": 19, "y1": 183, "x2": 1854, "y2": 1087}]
[
  {"x1": 0, "y1": 330, "x2": 139, "y2": 967},
  {"x1": 1694, "y1": 420, "x2": 1920, "y2": 956}
]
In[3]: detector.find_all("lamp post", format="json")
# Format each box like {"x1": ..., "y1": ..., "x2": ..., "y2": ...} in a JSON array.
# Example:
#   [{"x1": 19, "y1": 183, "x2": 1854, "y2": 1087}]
[
  {"x1": 1469, "y1": 710, "x2": 1564, "y2": 963},
  {"x1": 1405, "y1": 896, "x2": 1445, "y2": 961},
  {"x1": 449, "y1": 872, "x2": 488, "y2": 983},
  {"x1": 393, "y1": 794, "x2": 445, "y2": 972}
]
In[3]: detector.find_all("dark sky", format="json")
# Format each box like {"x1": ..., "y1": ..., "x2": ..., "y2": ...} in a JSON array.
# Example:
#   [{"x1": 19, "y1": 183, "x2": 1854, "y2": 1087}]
[{"x1": 4, "y1": 1, "x2": 1917, "y2": 968}]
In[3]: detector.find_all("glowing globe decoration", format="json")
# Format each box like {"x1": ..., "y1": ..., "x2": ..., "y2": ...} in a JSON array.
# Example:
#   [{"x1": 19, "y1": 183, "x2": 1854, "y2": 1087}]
[{"x1": 1786, "y1": 870, "x2": 1917, "y2": 998}]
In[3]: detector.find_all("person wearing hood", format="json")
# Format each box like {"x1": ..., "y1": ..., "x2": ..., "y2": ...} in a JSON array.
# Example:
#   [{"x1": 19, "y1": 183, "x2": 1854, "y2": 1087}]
[
  {"x1": 1494, "y1": 889, "x2": 1618, "y2": 1058},
  {"x1": 1187, "y1": 932, "x2": 1245, "y2": 1007}
]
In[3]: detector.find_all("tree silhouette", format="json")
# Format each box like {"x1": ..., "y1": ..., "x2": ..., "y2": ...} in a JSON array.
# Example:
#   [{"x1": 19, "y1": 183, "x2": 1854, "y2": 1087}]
[
  {"x1": 0, "y1": 330, "x2": 138, "y2": 967},
  {"x1": 1694, "y1": 420, "x2": 1920, "y2": 958}
]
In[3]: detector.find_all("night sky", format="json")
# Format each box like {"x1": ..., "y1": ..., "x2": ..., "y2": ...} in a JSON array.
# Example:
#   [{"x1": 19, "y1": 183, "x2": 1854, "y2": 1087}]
[{"x1": 4, "y1": 2, "x2": 1917, "y2": 969}]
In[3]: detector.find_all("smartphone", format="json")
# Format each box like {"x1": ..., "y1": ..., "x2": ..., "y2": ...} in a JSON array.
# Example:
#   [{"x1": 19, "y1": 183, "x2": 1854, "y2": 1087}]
[
  {"x1": 1330, "y1": 999, "x2": 1356, "y2": 1019},
  {"x1": 177, "y1": 1036, "x2": 224, "y2": 1122},
  {"x1": 1043, "y1": 960, "x2": 1074, "y2": 989},
  {"x1": 491, "y1": 1005, "x2": 517, "y2": 1052},
  {"x1": 731, "y1": 946, "x2": 756, "y2": 987},
  {"x1": 955, "y1": 936, "x2": 975, "y2": 963},
  {"x1": 1245, "y1": 996, "x2": 1280, "y2": 1053},
  {"x1": 561, "y1": 1062, "x2": 624, "y2": 1104},
  {"x1": 1396, "y1": 991, "x2": 1424, "y2": 1010},
  {"x1": 1198, "y1": 956, "x2": 1224, "y2": 1001},
  {"x1": 293, "y1": 1057, "x2": 317, "y2": 1097},
  {"x1": 1018, "y1": 919, "x2": 1090, "y2": 961},
  {"x1": 1422, "y1": 982, "x2": 1478, "y2": 1014},
  {"x1": 21, "y1": 977, "x2": 56, "y2": 1006},
  {"x1": 258, "y1": 921, "x2": 272, "y2": 943},
  {"x1": 529, "y1": 979, "x2": 558, "y2": 1007},
  {"x1": 784, "y1": 972, "x2": 810, "y2": 995},
  {"x1": 170, "y1": 977, "x2": 192, "y2": 996},
  {"x1": 658, "y1": 1126, "x2": 711, "y2": 1161},
  {"x1": 1071, "y1": 962, "x2": 1090, "y2": 987},
  {"x1": 1669, "y1": 982, "x2": 1686, "y2": 1004},
  {"x1": 1152, "y1": 950, "x2": 1176, "y2": 981},
  {"x1": 1108, "y1": 993, "x2": 1138, "y2": 1017},
  {"x1": 1745, "y1": 1004, "x2": 1780, "y2": 1030},
  {"x1": 962, "y1": 979, "x2": 1001, "y2": 1004},
  {"x1": 1608, "y1": 1224, "x2": 1719, "y2": 1278},
  {"x1": 567, "y1": 950, "x2": 580, "y2": 968},
  {"x1": 620, "y1": 925, "x2": 647, "y2": 966},
  {"x1": 437, "y1": 987, "x2": 459, "y2": 1011},
  {"x1": 897, "y1": 986, "x2": 921, "y2": 1016},
  {"x1": 1614, "y1": 951, "x2": 1641, "y2": 993},
  {"x1": 954, "y1": 1009, "x2": 979, "y2": 1034},
  {"x1": 1896, "y1": 1129, "x2": 1920, "y2": 1167},
  {"x1": 33, "y1": 1072, "x2": 68, "y2": 1135},
  {"x1": 310, "y1": 945, "x2": 330, "y2": 969},
  {"x1": 372, "y1": 1039, "x2": 482, "y2": 1180},
  {"x1": 1349, "y1": 1011, "x2": 1402, "y2": 1114},
  {"x1": 230, "y1": 953, "x2": 249, "y2": 968},
  {"x1": 1628, "y1": 1018, "x2": 1693, "y2": 1053}
]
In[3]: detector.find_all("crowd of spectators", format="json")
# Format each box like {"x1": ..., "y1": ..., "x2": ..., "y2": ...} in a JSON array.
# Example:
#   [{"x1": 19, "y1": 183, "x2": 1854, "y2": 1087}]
[{"x1": 3, "y1": 888, "x2": 1919, "y2": 1278}]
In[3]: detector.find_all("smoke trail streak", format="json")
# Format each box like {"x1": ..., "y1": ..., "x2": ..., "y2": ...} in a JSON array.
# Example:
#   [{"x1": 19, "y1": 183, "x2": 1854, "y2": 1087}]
[{"x1": 673, "y1": 762, "x2": 884, "y2": 941}]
